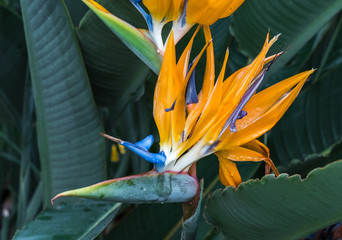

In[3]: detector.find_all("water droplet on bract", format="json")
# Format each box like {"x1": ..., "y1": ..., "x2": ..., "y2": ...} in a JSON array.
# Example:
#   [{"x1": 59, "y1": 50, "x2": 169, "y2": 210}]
[
  {"x1": 185, "y1": 180, "x2": 188, "y2": 184},
  {"x1": 143, "y1": 187, "x2": 147, "y2": 192}
]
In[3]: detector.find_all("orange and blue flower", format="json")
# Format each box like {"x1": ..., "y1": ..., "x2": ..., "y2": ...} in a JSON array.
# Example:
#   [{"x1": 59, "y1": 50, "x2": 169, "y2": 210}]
[{"x1": 103, "y1": 26, "x2": 314, "y2": 187}]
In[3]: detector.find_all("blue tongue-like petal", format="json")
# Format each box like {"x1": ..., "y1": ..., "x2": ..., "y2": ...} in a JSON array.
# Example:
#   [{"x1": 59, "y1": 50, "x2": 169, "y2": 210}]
[
  {"x1": 220, "y1": 68, "x2": 267, "y2": 136},
  {"x1": 135, "y1": 135, "x2": 154, "y2": 150},
  {"x1": 121, "y1": 140, "x2": 165, "y2": 165},
  {"x1": 129, "y1": 0, "x2": 153, "y2": 32},
  {"x1": 165, "y1": 62, "x2": 199, "y2": 112},
  {"x1": 180, "y1": 0, "x2": 188, "y2": 27},
  {"x1": 101, "y1": 133, "x2": 166, "y2": 165},
  {"x1": 165, "y1": 99, "x2": 176, "y2": 112},
  {"x1": 185, "y1": 66, "x2": 199, "y2": 105}
]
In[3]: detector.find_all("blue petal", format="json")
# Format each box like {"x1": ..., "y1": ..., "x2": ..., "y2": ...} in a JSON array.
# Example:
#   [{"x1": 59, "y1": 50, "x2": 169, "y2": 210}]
[
  {"x1": 185, "y1": 62, "x2": 199, "y2": 105},
  {"x1": 220, "y1": 68, "x2": 267, "y2": 135},
  {"x1": 229, "y1": 69, "x2": 266, "y2": 132},
  {"x1": 165, "y1": 99, "x2": 176, "y2": 112},
  {"x1": 165, "y1": 61, "x2": 199, "y2": 113},
  {"x1": 129, "y1": 0, "x2": 153, "y2": 32},
  {"x1": 121, "y1": 141, "x2": 166, "y2": 165},
  {"x1": 180, "y1": 0, "x2": 188, "y2": 27},
  {"x1": 237, "y1": 110, "x2": 247, "y2": 119},
  {"x1": 185, "y1": 67, "x2": 199, "y2": 105},
  {"x1": 135, "y1": 135, "x2": 154, "y2": 150}
]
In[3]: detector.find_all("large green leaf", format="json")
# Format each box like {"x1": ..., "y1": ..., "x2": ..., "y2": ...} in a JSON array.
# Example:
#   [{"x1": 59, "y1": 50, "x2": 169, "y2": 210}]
[
  {"x1": 14, "y1": 200, "x2": 121, "y2": 240},
  {"x1": 21, "y1": 0, "x2": 106, "y2": 204},
  {"x1": 268, "y1": 63, "x2": 342, "y2": 170},
  {"x1": 64, "y1": 0, "x2": 88, "y2": 26},
  {"x1": 18, "y1": 0, "x2": 119, "y2": 238},
  {"x1": 76, "y1": 0, "x2": 151, "y2": 108},
  {"x1": 204, "y1": 160, "x2": 342, "y2": 240},
  {"x1": 230, "y1": 0, "x2": 342, "y2": 80},
  {"x1": 0, "y1": 6, "x2": 26, "y2": 127}
]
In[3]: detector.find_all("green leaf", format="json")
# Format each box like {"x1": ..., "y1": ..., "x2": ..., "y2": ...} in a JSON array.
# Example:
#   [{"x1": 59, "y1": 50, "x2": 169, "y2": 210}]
[
  {"x1": 106, "y1": 202, "x2": 183, "y2": 239},
  {"x1": 64, "y1": 0, "x2": 89, "y2": 26},
  {"x1": 268, "y1": 63, "x2": 342, "y2": 171},
  {"x1": 21, "y1": 0, "x2": 106, "y2": 205},
  {"x1": 17, "y1": 0, "x2": 122, "y2": 238},
  {"x1": 230, "y1": 0, "x2": 342, "y2": 79},
  {"x1": 76, "y1": 0, "x2": 151, "y2": 108},
  {"x1": 52, "y1": 172, "x2": 199, "y2": 203},
  {"x1": 82, "y1": 0, "x2": 162, "y2": 74},
  {"x1": 0, "y1": 6, "x2": 26, "y2": 127},
  {"x1": 204, "y1": 160, "x2": 342, "y2": 240},
  {"x1": 14, "y1": 200, "x2": 121, "y2": 240}
]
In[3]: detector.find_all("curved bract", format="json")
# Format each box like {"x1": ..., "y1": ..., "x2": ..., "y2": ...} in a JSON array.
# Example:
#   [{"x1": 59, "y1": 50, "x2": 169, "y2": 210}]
[
  {"x1": 52, "y1": 171, "x2": 198, "y2": 204},
  {"x1": 82, "y1": 0, "x2": 162, "y2": 74}
]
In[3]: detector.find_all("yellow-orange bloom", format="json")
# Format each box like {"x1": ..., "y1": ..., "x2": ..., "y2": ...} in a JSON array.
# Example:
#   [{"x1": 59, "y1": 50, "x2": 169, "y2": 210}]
[
  {"x1": 130, "y1": 0, "x2": 245, "y2": 50},
  {"x1": 142, "y1": 0, "x2": 184, "y2": 22},
  {"x1": 102, "y1": 26, "x2": 314, "y2": 188},
  {"x1": 153, "y1": 26, "x2": 314, "y2": 186},
  {"x1": 186, "y1": 0, "x2": 245, "y2": 25}
]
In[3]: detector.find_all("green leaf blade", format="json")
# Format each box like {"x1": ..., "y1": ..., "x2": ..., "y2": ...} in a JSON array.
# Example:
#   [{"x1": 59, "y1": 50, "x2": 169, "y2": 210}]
[
  {"x1": 269, "y1": 63, "x2": 342, "y2": 170},
  {"x1": 204, "y1": 160, "x2": 342, "y2": 240},
  {"x1": 21, "y1": 0, "x2": 106, "y2": 205},
  {"x1": 14, "y1": 200, "x2": 121, "y2": 240},
  {"x1": 230, "y1": 0, "x2": 342, "y2": 78}
]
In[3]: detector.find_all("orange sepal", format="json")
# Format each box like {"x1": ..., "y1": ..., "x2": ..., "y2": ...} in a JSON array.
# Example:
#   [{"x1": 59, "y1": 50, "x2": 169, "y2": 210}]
[
  {"x1": 153, "y1": 32, "x2": 179, "y2": 152},
  {"x1": 218, "y1": 157, "x2": 242, "y2": 187},
  {"x1": 171, "y1": 40, "x2": 210, "y2": 148},
  {"x1": 221, "y1": 70, "x2": 315, "y2": 148}
]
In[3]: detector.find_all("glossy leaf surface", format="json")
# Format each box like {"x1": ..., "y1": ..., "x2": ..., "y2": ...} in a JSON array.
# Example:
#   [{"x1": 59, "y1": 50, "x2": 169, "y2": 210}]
[
  {"x1": 230, "y1": 0, "x2": 342, "y2": 79},
  {"x1": 269, "y1": 63, "x2": 342, "y2": 172},
  {"x1": 14, "y1": 200, "x2": 121, "y2": 240},
  {"x1": 21, "y1": 0, "x2": 106, "y2": 205},
  {"x1": 205, "y1": 160, "x2": 342, "y2": 240}
]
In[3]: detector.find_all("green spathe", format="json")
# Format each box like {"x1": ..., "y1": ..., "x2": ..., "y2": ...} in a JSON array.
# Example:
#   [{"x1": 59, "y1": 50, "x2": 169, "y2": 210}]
[
  {"x1": 52, "y1": 171, "x2": 199, "y2": 204},
  {"x1": 82, "y1": 0, "x2": 162, "y2": 74}
]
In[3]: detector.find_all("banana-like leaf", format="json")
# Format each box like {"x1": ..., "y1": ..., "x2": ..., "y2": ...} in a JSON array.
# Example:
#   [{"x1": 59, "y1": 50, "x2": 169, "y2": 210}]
[
  {"x1": 230, "y1": 0, "x2": 342, "y2": 79},
  {"x1": 82, "y1": 0, "x2": 162, "y2": 74},
  {"x1": 204, "y1": 160, "x2": 342, "y2": 240},
  {"x1": 18, "y1": 0, "x2": 120, "y2": 238},
  {"x1": 13, "y1": 200, "x2": 121, "y2": 240},
  {"x1": 0, "y1": 6, "x2": 26, "y2": 127},
  {"x1": 64, "y1": 0, "x2": 89, "y2": 26},
  {"x1": 52, "y1": 171, "x2": 199, "y2": 203},
  {"x1": 21, "y1": 0, "x2": 106, "y2": 205}
]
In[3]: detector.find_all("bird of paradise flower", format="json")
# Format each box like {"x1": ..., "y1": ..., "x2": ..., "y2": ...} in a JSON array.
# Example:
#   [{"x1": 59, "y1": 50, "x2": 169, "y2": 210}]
[{"x1": 101, "y1": 26, "x2": 314, "y2": 187}]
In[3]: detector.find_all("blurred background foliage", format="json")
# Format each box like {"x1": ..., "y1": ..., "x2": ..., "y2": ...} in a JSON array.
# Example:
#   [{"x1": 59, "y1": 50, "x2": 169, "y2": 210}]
[{"x1": 0, "y1": 0, "x2": 341, "y2": 239}]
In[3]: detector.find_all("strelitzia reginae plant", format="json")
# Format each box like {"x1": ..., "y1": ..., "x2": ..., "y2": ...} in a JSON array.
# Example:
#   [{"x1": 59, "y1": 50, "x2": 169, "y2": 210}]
[
  {"x1": 52, "y1": 26, "x2": 314, "y2": 204},
  {"x1": 81, "y1": 0, "x2": 244, "y2": 73}
]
